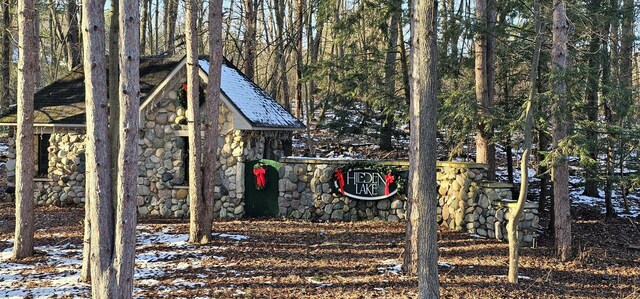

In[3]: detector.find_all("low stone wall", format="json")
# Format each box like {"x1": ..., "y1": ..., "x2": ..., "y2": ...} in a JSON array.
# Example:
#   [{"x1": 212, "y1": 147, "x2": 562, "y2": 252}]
[
  {"x1": 278, "y1": 159, "x2": 408, "y2": 222},
  {"x1": 278, "y1": 158, "x2": 540, "y2": 243}
]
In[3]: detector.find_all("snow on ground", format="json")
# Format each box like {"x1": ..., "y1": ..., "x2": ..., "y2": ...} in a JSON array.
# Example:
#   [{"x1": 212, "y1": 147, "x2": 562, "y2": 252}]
[
  {"x1": 0, "y1": 143, "x2": 7, "y2": 153},
  {"x1": 496, "y1": 162, "x2": 639, "y2": 219},
  {"x1": 0, "y1": 241, "x2": 89, "y2": 298},
  {"x1": 571, "y1": 188, "x2": 640, "y2": 218},
  {"x1": 0, "y1": 226, "x2": 250, "y2": 298},
  {"x1": 377, "y1": 260, "x2": 453, "y2": 275}
]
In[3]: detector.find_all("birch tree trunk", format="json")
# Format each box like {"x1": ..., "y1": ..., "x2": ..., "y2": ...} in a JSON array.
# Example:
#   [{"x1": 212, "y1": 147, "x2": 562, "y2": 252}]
[
  {"x1": 13, "y1": 0, "x2": 38, "y2": 260},
  {"x1": 199, "y1": 0, "x2": 223, "y2": 243},
  {"x1": 551, "y1": 0, "x2": 571, "y2": 261},
  {"x1": 409, "y1": 0, "x2": 440, "y2": 296},
  {"x1": 82, "y1": 0, "x2": 115, "y2": 295},
  {"x1": 113, "y1": 0, "x2": 140, "y2": 294},
  {"x1": 507, "y1": 0, "x2": 541, "y2": 283},
  {"x1": 185, "y1": 0, "x2": 204, "y2": 244}
]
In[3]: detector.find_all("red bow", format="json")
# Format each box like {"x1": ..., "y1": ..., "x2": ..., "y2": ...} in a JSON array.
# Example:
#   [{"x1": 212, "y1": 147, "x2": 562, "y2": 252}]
[
  {"x1": 334, "y1": 169, "x2": 345, "y2": 195},
  {"x1": 253, "y1": 167, "x2": 267, "y2": 189},
  {"x1": 385, "y1": 173, "x2": 395, "y2": 196},
  {"x1": 182, "y1": 82, "x2": 188, "y2": 91}
]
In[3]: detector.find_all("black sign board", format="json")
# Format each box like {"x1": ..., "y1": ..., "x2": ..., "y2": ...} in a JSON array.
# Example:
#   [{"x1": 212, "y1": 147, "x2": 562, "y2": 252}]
[{"x1": 333, "y1": 169, "x2": 398, "y2": 200}]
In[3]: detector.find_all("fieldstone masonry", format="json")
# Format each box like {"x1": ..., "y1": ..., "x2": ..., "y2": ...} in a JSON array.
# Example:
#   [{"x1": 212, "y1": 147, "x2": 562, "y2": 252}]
[
  {"x1": 278, "y1": 158, "x2": 540, "y2": 243},
  {"x1": 4, "y1": 132, "x2": 86, "y2": 206}
]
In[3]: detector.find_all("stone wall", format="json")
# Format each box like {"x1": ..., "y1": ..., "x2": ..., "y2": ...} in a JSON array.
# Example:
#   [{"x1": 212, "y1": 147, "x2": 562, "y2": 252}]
[
  {"x1": 136, "y1": 85, "x2": 252, "y2": 219},
  {"x1": 4, "y1": 131, "x2": 86, "y2": 206},
  {"x1": 278, "y1": 158, "x2": 540, "y2": 243}
]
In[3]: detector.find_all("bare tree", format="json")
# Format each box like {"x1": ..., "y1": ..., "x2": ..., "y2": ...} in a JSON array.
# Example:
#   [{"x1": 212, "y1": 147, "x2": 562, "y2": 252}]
[
  {"x1": 244, "y1": 0, "x2": 257, "y2": 79},
  {"x1": 404, "y1": 0, "x2": 440, "y2": 296},
  {"x1": 13, "y1": 0, "x2": 38, "y2": 260},
  {"x1": 198, "y1": 0, "x2": 224, "y2": 243},
  {"x1": 185, "y1": 0, "x2": 204, "y2": 244},
  {"x1": 551, "y1": 0, "x2": 571, "y2": 261},
  {"x1": 379, "y1": 0, "x2": 401, "y2": 151},
  {"x1": 165, "y1": 0, "x2": 178, "y2": 52},
  {"x1": 82, "y1": 0, "x2": 114, "y2": 294},
  {"x1": 294, "y1": 0, "x2": 304, "y2": 118},
  {"x1": 113, "y1": 0, "x2": 140, "y2": 295},
  {"x1": 66, "y1": 0, "x2": 80, "y2": 69},
  {"x1": 82, "y1": 0, "x2": 139, "y2": 294},
  {"x1": 109, "y1": 0, "x2": 120, "y2": 197},
  {"x1": 507, "y1": 0, "x2": 542, "y2": 283},
  {"x1": 413, "y1": 0, "x2": 440, "y2": 295}
]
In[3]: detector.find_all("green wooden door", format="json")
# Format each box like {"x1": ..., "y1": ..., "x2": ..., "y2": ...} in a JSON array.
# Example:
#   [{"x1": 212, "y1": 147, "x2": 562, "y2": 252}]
[{"x1": 244, "y1": 160, "x2": 280, "y2": 217}]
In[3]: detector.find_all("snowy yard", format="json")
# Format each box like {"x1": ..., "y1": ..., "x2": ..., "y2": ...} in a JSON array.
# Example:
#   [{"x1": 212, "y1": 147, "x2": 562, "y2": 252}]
[
  {"x1": 1, "y1": 203, "x2": 638, "y2": 298},
  {"x1": 1, "y1": 225, "x2": 247, "y2": 298}
]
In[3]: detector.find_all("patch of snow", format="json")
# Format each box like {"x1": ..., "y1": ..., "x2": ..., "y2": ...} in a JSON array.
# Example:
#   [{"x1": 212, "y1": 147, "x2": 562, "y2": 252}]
[
  {"x1": 307, "y1": 277, "x2": 333, "y2": 287},
  {"x1": 438, "y1": 262, "x2": 453, "y2": 268},
  {"x1": 378, "y1": 259, "x2": 402, "y2": 275},
  {"x1": 212, "y1": 233, "x2": 250, "y2": 241},
  {"x1": 2, "y1": 225, "x2": 232, "y2": 298},
  {"x1": 571, "y1": 188, "x2": 640, "y2": 218},
  {"x1": 0, "y1": 243, "x2": 90, "y2": 298},
  {"x1": 469, "y1": 233, "x2": 486, "y2": 239},
  {"x1": 493, "y1": 274, "x2": 532, "y2": 280}
]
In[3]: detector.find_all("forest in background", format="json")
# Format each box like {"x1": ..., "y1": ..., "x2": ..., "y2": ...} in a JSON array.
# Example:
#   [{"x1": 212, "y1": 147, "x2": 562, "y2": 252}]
[{"x1": 0, "y1": 0, "x2": 638, "y2": 218}]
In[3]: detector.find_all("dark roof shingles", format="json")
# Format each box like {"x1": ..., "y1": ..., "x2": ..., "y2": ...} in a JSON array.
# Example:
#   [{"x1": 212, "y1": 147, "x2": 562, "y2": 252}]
[{"x1": 0, "y1": 56, "x2": 182, "y2": 124}]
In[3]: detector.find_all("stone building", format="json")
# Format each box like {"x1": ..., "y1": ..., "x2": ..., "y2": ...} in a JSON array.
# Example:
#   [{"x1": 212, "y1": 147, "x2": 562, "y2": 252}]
[{"x1": 0, "y1": 55, "x2": 304, "y2": 219}]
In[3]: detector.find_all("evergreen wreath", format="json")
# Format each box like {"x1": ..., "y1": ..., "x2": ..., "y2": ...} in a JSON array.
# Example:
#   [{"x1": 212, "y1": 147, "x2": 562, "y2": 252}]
[{"x1": 176, "y1": 82, "x2": 206, "y2": 108}]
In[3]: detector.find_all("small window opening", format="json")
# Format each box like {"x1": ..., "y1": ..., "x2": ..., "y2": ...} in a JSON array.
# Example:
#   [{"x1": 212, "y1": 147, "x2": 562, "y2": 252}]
[{"x1": 36, "y1": 134, "x2": 51, "y2": 177}]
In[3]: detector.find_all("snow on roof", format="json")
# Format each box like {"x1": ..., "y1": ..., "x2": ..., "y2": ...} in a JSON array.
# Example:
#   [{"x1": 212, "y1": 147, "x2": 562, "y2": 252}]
[{"x1": 199, "y1": 59, "x2": 305, "y2": 130}]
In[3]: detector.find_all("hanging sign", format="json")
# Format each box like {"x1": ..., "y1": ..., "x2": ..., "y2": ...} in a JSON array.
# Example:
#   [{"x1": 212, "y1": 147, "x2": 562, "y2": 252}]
[{"x1": 333, "y1": 169, "x2": 398, "y2": 200}]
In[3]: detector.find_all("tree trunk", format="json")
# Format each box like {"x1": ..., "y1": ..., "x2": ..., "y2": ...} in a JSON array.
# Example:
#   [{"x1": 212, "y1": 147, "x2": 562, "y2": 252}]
[
  {"x1": 113, "y1": 0, "x2": 140, "y2": 294},
  {"x1": 506, "y1": 141, "x2": 514, "y2": 184},
  {"x1": 79, "y1": 189, "x2": 91, "y2": 282},
  {"x1": 408, "y1": 0, "x2": 440, "y2": 296},
  {"x1": 293, "y1": 0, "x2": 303, "y2": 117},
  {"x1": 82, "y1": 0, "x2": 115, "y2": 295},
  {"x1": 551, "y1": 0, "x2": 571, "y2": 262},
  {"x1": 0, "y1": 0, "x2": 11, "y2": 114},
  {"x1": 185, "y1": 0, "x2": 204, "y2": 244},
  {"x1": 507, "y1": 0, "x2": 541, "y2": 283},
  {"x1": 199, "y1": 0, "x2": 223, "y2": 243},
  {"x1": 66, "y1": 0, "x2": 81, "y2": 69},
  {"x1": 140, "y1": 0, "x2": 148, "y2": 54},
  {"x1": 165, "y1": 0, "x2": 178, "y2": 52},
  {"x1": 379, "y1": 1, "x2": 400, "y2": 151},
  {"x1": 582, "y1": 0, "x2": 601, "y2": 198},
  {"x1": 13, "y1": 0, "x2": 38, "y2": 260},
  {"x1": 474, "y1": 0, "x2": 496, "y2": 180},
  {"x1": 274, "y1": 0, "x2": 290, "y2": 111},
  {"x1": 109, "y1": 0, "x2": 120, "y2": 203},
  {"x1": 243, "y1": 0, "x2": 256, "y2": 79}
]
